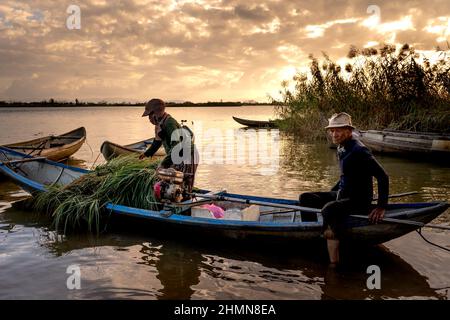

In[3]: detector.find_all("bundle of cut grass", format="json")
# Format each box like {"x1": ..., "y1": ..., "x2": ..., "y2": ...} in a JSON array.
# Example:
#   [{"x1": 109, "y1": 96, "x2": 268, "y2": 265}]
[{"x1": 33, "y1": 154, "x2": 161, "y2": 233}]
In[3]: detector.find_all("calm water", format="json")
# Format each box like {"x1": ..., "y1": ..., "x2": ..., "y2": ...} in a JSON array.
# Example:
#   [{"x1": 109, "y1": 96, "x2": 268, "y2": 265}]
[{"x1": 0, "y1": 106, "x2": 449, "y2": 300}]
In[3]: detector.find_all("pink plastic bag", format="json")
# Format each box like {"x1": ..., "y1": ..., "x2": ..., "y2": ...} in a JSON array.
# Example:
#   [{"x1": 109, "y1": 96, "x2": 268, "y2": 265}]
[{"x1": 200, "y1": 204, "x2": 224, "y2": 219}]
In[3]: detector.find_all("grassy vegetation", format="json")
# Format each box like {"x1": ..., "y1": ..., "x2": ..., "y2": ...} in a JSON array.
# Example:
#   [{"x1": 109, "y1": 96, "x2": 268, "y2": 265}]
[
  {"x1": 33, "y1": 155, "x2": 161, "y2": 234},
  {"x1": 275, "y1": 44, "x2": 450, "y2": 139}
]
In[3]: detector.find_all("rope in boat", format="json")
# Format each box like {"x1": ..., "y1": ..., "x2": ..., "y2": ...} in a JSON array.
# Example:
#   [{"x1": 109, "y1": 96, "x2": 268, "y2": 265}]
[
  {"x1": 83, "y1": 137, "x2": 102, "y2": 171},
  {"x1": 416, "y1": 228, "x2": 450, "y2": 252},
  {"x1": 0, "y1": 149, "x2": 29, "y2": 176},
  {"x1": 25, "y1": 139, "x2": 47, "y2": 157},
  {"x1": 83, "y1": 137, "x2": 94, "y2": 160},
  {"x1": 90, "y1": 153, "x2": 101, "y2": 171},
  {"x1": 0, "y1": 149, "x2": 11, "y2": 162}
]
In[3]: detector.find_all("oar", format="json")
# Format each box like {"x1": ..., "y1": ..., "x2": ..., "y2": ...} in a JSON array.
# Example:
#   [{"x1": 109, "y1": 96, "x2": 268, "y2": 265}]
[
  {"x1": 190, "y1": 192, "x2": 449, "y2": 231},
  {"x1": 191, "y1": 191, "x2": 420, "y2": 215},
  {"x1": 3, "y1": 157, "x2": 47, "y2": 165},
  {"x1": 260, "y1": 209, "x2": 299, "y2": 216},
  {"x1": 49, "y1": 135, "x2": 81, "y2": 140},
  {"x1": 6, "y1": 145, "x2": 48, "y2": 150},
  {"x1": 25, "y1": 139, "x2": 47, "y2": 157},
  {"x1": 373, "y1": 191, "x2": 418, "y2": 200},
  {"x1": 189, "y1": 193, "x2": 321, "y2": 213},
  {"x1": 350, "y1": 215, "x2": 450, "y2": 231},
  {"x1": 259, "y1": 192, "x2": 420, "y2": 215}
]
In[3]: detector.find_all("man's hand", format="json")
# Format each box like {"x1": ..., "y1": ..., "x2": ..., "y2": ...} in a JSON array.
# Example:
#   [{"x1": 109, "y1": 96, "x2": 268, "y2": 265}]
[
  {"x1": 139, "y1": 153, "x2": 146, "y2": 160},
  {"x1": 368, "y1": 207, "x2": 385, "y2": 224}
]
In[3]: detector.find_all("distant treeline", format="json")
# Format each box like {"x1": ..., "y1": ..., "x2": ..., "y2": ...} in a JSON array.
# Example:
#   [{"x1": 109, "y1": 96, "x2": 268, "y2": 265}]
[
  {"x1": 0, "y1": 99, "x2": 274, "y2": 108},
  {"x1": 275, "y1": 43, "x2": 450, "y2": 138}
]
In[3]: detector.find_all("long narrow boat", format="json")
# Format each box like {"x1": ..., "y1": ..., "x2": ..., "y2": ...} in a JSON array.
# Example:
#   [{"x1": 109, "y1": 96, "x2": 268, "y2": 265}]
[
  {"x1": 100, "y1": 138, "x2": 166, "y2": 161},
  {"x1": 0, "y1": 146, "x2": 448, "y2": 245},
  {"x1": 360, "y1": 130, "x2": 450, "y2": 159},
  {"x1": 232, "y1": 116, "x2": 277, "y2": 128},
  {"x1": 2, "y1": 127, "x2": 86, "y2": 161}
]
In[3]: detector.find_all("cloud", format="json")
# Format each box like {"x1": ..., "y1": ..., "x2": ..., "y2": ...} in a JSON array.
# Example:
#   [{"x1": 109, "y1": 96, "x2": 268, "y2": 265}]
[{"x1": 0, "y1": 0, "x2": 449, "y2": 102}]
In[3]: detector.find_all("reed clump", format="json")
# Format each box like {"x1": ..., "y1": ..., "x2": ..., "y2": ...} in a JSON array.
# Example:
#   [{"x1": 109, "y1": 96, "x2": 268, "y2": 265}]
[
  {"x1": 33, "y1": 155, "x2": 161, "y2": 234},
  {"x1": 275, "y1": 44, "x2": 450, "y2": 139}
]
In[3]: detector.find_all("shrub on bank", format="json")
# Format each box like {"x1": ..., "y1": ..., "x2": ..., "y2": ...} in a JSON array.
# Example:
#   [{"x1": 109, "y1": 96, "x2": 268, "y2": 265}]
[{"x1": 275, "y1": 44, "x2": 450, "y2": 139}]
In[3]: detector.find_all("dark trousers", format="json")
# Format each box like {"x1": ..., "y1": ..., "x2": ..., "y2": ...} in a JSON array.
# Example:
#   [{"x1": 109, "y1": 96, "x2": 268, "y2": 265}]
[
  {"x1": 171, "y1": 146, "x2": 199, "y2": 194},
  {"x1": 299, "y1": 192, "x2": 370, "y2": 238}
]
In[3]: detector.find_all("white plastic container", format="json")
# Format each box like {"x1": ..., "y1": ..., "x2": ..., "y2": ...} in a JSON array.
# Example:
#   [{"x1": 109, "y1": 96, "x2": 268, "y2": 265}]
[{"x1": 191, "y1": 204, "x2": 260, "y2": 221}]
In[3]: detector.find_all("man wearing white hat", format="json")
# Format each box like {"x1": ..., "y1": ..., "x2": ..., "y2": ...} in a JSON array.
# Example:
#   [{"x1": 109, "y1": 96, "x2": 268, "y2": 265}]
[{"x1": 299, "y1": 112, "x2": 389, "y2": 266}]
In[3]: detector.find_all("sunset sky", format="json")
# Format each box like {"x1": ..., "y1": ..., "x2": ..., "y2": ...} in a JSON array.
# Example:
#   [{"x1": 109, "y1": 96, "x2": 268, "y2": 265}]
[{"x1": 0, "y1": 0, "x2": 449, "y2": 102}]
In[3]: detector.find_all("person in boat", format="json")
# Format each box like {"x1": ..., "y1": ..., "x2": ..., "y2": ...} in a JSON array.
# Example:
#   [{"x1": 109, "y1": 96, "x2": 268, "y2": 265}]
[
  {"x1": 299, "y1": 112, "x2": 389, "y2": 266},
  {"x1": 139, "y1": 98, "x2": 199, "y2": 194}
]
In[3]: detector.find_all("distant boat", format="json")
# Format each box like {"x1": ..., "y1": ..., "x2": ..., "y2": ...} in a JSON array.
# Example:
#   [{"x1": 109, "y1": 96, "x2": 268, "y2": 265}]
[
  {"x1": 360, "y1": 130, "x2": 450, "y2": 160},
  {"x1": 100, "y1": 138, "x2": 166, "y2": 161},
  {"x1": 232, "y1": 116, "x2": 277, "y2": 128},
  {"x1": 1, "y1": 146, "x2": 448, "y2": 246},
  {"x1": 1, "y1": 127, "x2": 86, "y2": 162}
]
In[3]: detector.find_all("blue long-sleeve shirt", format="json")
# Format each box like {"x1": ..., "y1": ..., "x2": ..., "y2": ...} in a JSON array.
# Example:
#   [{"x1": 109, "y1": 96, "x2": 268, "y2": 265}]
[{"x1": 331, "y1": 137, "x2": 389, "y2": 208}]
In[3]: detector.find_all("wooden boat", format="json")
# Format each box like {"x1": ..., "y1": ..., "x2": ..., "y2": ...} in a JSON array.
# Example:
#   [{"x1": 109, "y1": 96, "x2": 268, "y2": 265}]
[
  {"x1": 232, "y1": 116, "x2": 277, "y2": 128},
  {"x1": 2, "y1": 127, "x2": 86, "y2": 162},
  {"x1": 360, "y1": 130, "x2": 450, "y2": 159},
  {"x1": 0, "y1": 146, "x2": 448, "y2": 245},
  {"x1": 0, "y1": 147, "x2": 87, "y2": 192},
  {"x1": 100, "y1": 138, "x2": 166, "y2": 161}
]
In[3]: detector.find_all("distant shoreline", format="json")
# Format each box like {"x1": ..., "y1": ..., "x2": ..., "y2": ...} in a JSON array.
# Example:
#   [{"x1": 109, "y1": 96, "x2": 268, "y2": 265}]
[{"x1": 0, "y1": 101, "x2": 276, "y2": 108}]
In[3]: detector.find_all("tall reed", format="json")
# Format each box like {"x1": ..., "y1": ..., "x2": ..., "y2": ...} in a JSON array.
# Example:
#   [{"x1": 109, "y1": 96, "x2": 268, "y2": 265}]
[{"x1": 275, "y1": 44, "x2": 450, "y2": 138}]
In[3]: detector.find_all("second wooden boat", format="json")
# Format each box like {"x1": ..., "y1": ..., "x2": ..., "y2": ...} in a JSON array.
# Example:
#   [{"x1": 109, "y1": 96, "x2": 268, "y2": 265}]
[
  {"x1": 2, "y1": 127, "x2": 86, "y2": 162},
  {"x1": 360, "y1": 129, "x2": 450, "y2": 160},
  {"x1": 100, "y1": 138, "x2": 166, "y2": 161},
  {"x1": 232, "y1": 116, "x2": 277, "y2": 128}
]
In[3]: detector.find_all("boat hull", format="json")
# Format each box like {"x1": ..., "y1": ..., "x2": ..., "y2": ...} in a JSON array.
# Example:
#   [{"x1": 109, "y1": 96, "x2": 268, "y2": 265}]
[
  {"x1": 100, "y1": 138, "x2": 165, "y2": 161},
  {"x1": 232, "y1": 116, "x2": 277, "y2": 128},
  {"x1": 360, "y1": 130, "x2": 450, "y2": 160},
  {"x1": 2, "y1": 127, "x2": 86, "y2": 161},
  {"x1": 105, "y1": 201, "x2": 447, "y2": 245}
]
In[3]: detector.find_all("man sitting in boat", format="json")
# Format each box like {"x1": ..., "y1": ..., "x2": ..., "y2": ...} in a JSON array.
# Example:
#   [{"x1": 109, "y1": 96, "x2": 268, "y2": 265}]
[
  {"x1": 139, "y1": 98, "x2": 199, "y2": 195},
  {"x1": 299, "y1": 112, "x2": 389, "y2": 266}
]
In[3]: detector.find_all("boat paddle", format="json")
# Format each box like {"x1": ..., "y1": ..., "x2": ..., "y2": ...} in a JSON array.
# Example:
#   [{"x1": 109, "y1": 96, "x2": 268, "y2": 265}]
[
  {"x1": 189, "y1": 191, "x2": 420, "y2": 215},
  {"x1": 349, "y1": 215, "x2": 450, "y2": 231},
  {"x1": 189, "y1": 191, "x2": 450, "y2": 231}
]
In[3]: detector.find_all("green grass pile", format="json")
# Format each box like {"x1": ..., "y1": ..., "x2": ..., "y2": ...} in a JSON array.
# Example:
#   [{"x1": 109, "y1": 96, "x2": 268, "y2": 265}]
[{"x1": 33, "y1": 154, "x2": 161, "y2": 233}]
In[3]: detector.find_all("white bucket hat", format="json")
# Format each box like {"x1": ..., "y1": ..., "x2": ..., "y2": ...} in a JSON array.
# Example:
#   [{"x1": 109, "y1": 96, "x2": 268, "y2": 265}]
[{"x1": 325, "y1": 112, "x2": 355, "y2": 129}]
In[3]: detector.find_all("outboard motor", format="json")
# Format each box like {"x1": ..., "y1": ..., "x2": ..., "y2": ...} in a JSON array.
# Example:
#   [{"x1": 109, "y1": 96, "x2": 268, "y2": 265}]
[{"x1": 153, "y1": 168, "x2": 185, "y2": 203}]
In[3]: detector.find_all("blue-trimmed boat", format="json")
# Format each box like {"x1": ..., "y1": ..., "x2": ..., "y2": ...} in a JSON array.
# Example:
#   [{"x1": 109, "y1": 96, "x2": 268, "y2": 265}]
[{"x1": 0, "y1": 146, "x2": 448, "y2": 245}]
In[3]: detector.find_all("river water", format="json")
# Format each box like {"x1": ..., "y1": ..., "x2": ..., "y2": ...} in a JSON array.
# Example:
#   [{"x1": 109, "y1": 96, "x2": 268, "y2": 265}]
[{"x1": 0, "y1": 105, "x2": 449, "y2": 299}]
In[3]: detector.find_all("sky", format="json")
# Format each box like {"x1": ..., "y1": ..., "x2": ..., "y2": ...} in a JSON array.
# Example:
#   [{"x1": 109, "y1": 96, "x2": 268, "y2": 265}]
[{"x1": 0, "y1": 0, "x2": 449, "y2": 103}]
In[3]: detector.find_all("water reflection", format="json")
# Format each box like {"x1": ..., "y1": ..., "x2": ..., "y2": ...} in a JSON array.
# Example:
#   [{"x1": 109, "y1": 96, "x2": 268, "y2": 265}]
[
  {"x1": 138, "y1": 240, "x2": 204, "y2": 300},
  {"x1": 280, "y1": 137, "x2": 450, "y2": 203},
  {"x1": 1, "y1": 202, "x2": 442, "y2": 300},
  {"x1": 319, "y1": 246, "x2": 442, "y2": 299},
  {"x1": 280, "y1": 135, "x2": 338, "y2": 193}
]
